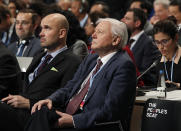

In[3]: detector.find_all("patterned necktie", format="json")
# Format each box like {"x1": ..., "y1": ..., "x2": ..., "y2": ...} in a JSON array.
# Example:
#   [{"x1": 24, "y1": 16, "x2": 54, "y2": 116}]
[
  {"x1": 36, "y1": 54, "x2": 52, "y2": 76},
  {"x1": 66, "y1": 59, "x2": 103, "y2": 115}
]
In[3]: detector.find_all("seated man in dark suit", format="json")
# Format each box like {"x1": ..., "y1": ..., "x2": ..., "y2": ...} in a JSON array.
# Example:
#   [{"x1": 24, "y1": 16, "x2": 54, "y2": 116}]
[
  {"x1": 0, "y1": 43, "x2": 22, "y2": 99},
  {"x1": 0, "y1": 4, "x2": 18, "y2": 46},
  {"x1": 25, "y1": 18, "x2": 137, "y2": 131},
  {"x1": 122, "y1": 8, "x2": 160, "y2": 86},
  {"x1": 0, "y1": 7, "x2": 22, "y2": 99},
  {"x1": 0, "y1": 13, "x2": 81, "y2": 131},
  {"x1": 8, "y1": 9, "x2": 41, "y2": 57}
]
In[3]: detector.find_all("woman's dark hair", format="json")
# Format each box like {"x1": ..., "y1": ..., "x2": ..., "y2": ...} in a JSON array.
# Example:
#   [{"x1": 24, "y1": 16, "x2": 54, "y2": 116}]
[
  {"x1": 61, "y1": 10, "x2": 88, "y2": 47},
  {"x1": 153, "y1": 19, "x2": 178, "y2": 40}
]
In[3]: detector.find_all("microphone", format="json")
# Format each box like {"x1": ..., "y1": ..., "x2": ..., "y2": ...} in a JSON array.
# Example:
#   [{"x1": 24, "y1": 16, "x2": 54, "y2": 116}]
[{"x1": 137, "y1": 57, "x2": 160, "y2": 80}]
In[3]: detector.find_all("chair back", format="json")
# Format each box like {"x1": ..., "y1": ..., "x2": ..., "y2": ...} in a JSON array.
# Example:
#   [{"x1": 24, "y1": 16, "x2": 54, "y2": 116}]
[{"x1": 141, "y1": 98, "x2": 181, "y2": 131}]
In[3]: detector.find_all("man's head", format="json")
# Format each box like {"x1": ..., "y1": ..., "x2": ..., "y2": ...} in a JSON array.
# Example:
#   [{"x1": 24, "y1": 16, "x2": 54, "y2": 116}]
[
  {"x1": 57, "y1": 0, "x2": 72, "y2": 11},
  {"x1": 122, "y1": 8, "x2": 147, "y2": 34},
  {"x1": 169, "y1": 0, "x2": 181, "y2": 25},
  {"x1": 90, "y1": 1, "x2": 110, "y2": 17},
  {"x1": 40, "y1": 13, "x2": 69, "y2": 52},
  {"x1": 0, "y1": 4, "x2": 12, "y2": 32},
  {"x1": 15, "y1": 9, "x2": 38, "y2": 40},
  {"x1": 154, "y1": 0, "x2": 169, "y2": 21},
  {"x1": 84, "y1": 11, "x2": 107, "y2": 37},
  {"x1": 91, "y1": 18, "x2": 128, "y2": 57},
  {"x1": 130, "y1": 0, "x2": 153, "y2": 18},
  {"x1": 71, "y1": 0, "x2": 88, "y2": 19}
]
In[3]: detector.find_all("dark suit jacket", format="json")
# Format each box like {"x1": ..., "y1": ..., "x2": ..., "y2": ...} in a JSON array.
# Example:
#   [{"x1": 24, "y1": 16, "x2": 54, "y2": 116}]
[
  {"x1": 7, "y1": 37, "x2": 42, "y2": 57},
  {"x1": 22, "y1": 48, "x2": 81, "y2": 108},
  {"x1": 0, "y1": 48, "x2": 81, "y2": 131},
  {"x1": 0, "y1": 43, "x2": 22, "y2": 99},
  {"x1": 132, "y1": 33, "x2": 160, "y2": 85},
  {"x1": 0, "y1": 24, "x2": 18, "y2": 46},
  {"x1": 49, "y1": 50, "x2": 136, "y2": 130}
]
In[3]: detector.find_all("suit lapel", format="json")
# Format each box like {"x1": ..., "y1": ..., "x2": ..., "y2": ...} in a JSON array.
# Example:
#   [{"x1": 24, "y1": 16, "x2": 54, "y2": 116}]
[
  {"x1": 23, "y1": 41, "x2": 33, "y2": 56},
  {"x1": 68, "y1": 56, "x2": 97, "y2": 100},
  {"x1": 85, "y1": 51, "x2": 121, "y2": 103},
  {"x1": 132, "y1": 33, "x2": 145, "y2": 53},
  {"x1": 34, "y1": 49, "x2": 68, "y2": 79},
  {"x1": 26, "y1": 52, "x2": 45, "y2": 74}
]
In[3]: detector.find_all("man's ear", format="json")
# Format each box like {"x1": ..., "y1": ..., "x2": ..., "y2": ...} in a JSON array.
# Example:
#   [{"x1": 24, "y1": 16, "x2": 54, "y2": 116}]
[
  {"x1": 135, "y1": 20, "x2": 141, "y2": 28},
  {"x1": 59, "y1": 28, "x2": 67, "y2": 39},
  {"x1": 112, "y1": 36, "x2": 121, "y2": 46}
]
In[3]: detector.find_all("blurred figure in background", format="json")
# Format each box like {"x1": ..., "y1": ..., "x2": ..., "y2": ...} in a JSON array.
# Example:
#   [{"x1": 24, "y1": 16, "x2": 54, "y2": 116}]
[
  {"x1": 0, "y1": 4, "x2": 18, "y2": 46},
  {"x1": 0, "y1": 4, "x2": 22, "y2": 99},
  {"x1": 150, "y1": 0, "x2": 169, "y2": 25},
  {"x1": 169, "y1": 0, "x2": 181, "y2": 46},
  {"x1": 29, "y1": 1, "x2": 48, "y2": 38},
  {"x1": 57, "y1": 0, "x2": 72, "y2": 10},
  {"x1": 8, "y1": 9, "x2": 41, "y2": 57},
  {"x1": 89, "y1": 1, "x2": 110, "y2": 17},
  {"x1": 129, "y1": 0, "x2": 153, "y2": 35},
  {"x1": 8, "y1": 0, "x2": 26, "y2": 19},
  {"x1": 62, "y1": 10, "x2": 88, "y2": 60},
  {"x1": 71, "y1": 0, "x2": 89, "y2": 28}
]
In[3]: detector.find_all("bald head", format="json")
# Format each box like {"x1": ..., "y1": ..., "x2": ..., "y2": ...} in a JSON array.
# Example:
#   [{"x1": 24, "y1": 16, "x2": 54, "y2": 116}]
[
  {"x1": 40, "y1": 13, "x2": 69, "y2": 52},
  {"x1": 43, "y1": 13, "x2": 69, "y2": 31}
]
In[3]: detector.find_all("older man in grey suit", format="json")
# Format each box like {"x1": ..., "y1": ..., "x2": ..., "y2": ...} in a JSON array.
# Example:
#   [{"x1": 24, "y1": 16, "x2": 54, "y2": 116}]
[{"x1": 8, "y1": 9, "x2": 41, "y2": 57}]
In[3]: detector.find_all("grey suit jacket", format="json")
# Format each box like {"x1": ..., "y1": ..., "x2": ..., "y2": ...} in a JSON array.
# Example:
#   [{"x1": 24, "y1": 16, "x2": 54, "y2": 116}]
[
  {"x1": 70, "y1": 39, "x2": 88, "y2": 60},
  {"x1": 7, "y1": 37, "x2": 42, "y2": 57}
]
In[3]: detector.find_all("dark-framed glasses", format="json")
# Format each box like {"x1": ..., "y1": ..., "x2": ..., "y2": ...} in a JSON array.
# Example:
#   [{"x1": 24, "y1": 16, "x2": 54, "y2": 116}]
[{"x1": 154, "y1": 38, "x2": 171, "y2": 45}]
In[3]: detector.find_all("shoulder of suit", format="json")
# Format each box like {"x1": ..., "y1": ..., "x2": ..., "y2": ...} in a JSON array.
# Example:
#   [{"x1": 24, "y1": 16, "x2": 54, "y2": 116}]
[{"x1": 30, "y1": 37, "x2": 40, "y2": 43}]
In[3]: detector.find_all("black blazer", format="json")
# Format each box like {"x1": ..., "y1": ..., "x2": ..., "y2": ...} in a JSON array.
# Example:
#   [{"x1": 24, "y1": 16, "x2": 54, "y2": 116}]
[
  {"x1": 21, "y1": 48, "x2": 81, "y2": 108},
  {"x1": 0, "y1": 43, "x2": 22, "y2": 99},
  {"x1": 132, "y1": 33, "x2": 160, "y2": 85}
]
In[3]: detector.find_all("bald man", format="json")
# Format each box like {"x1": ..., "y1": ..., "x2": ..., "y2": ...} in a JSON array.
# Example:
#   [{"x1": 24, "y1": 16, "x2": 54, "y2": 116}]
[{"x1": 0, "y1": 13, "x2": 81, "y2": 131}]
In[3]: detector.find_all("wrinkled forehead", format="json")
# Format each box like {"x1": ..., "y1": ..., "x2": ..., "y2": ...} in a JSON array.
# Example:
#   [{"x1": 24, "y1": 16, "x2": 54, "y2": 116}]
[{"x1": 96, "y1": 21, "x2": 111, "y2": 30}]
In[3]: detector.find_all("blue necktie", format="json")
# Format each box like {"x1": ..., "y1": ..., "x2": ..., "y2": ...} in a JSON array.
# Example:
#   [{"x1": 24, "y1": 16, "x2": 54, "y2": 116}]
[{"x1": 16, "y1": 41, "x2": 26, "y2": 56}]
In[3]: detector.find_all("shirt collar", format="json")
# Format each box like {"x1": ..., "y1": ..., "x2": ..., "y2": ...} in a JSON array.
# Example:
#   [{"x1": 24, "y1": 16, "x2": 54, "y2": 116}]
[
  {"x1": 160, "y1": 46, "x2": 181, "y2": 64},
  {"x1": 98, "y1": 51, "x2": 117, "y2": 66},
  {"x1": 130, "y1": 30, "x2": 144, "y2": 49},
  {"x1": 80, "y1": 14, "x2": 88, "y2": 28},
  {"x1": 47, "y1": 45, "x2": 68, "y2": 59},
  {"x1": 131, "y1": 30, "x2": 144, "y2": 41}
]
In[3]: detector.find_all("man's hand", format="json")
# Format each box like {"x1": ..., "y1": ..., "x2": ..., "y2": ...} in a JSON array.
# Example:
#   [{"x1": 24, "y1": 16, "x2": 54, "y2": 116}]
[
  {"x1": 1, "y1": 94, "x2": 30, "y2": 109},
  {"x1": 56, "y1": 111, "x2": 74, "y2": 128},
  {"x1": 31, "y1": 99, "x2": 52, "y2": 114}
]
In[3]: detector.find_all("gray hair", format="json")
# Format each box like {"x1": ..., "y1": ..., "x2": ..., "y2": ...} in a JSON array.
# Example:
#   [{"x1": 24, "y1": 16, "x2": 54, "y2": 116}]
[
  {"x1": 96, "y1": 18, "x2": 128, "y2": 49},
  {"x1": 154, "y1": 0, "x2": 170, "y2": 9}
]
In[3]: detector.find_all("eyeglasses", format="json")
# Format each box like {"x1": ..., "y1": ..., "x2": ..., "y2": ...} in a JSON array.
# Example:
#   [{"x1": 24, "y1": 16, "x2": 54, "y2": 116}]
[{"x1": 154, "y1": 38, "x2": 171, "y2": 46}]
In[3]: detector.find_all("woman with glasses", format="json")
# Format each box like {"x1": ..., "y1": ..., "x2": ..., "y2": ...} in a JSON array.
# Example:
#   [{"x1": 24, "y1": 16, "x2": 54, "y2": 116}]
[{"x1": 153, "y1": 19, "x2": 181, "y2": 88}]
